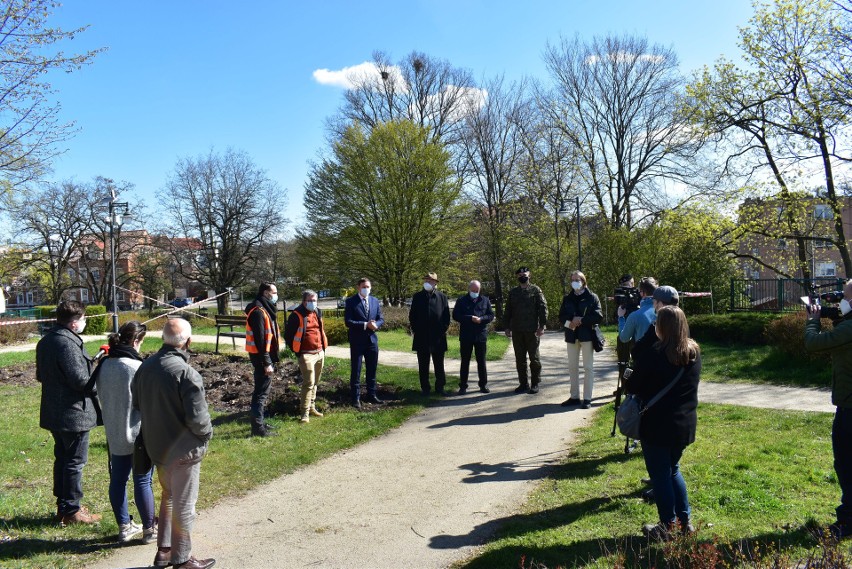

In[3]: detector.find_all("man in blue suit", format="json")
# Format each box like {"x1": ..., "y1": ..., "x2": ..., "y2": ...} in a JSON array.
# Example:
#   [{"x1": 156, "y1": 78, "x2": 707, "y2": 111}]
[{"x1": 344, "y1": 277, "x2": 385, "y2": 408}]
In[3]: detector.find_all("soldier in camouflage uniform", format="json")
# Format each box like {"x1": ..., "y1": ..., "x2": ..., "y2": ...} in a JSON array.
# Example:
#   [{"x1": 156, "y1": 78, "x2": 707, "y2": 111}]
[{"x1": 503, "y1": 267, "x2": 548, "y2": 394}]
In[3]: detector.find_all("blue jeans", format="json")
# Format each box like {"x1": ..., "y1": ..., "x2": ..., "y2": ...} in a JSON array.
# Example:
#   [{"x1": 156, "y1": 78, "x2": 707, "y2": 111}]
[
  {"x1": 834, "y1": 406, "x2": 852, "y2": 524},
  {"x1": 642, "y1": 442, "x2": 691, "y2": 525},
  {"x1": 109, "y1": 453, "x2": 155, "y2": 527},
  {"x1": 51, "y1": 430, "x2": 89, "y2": 515}
]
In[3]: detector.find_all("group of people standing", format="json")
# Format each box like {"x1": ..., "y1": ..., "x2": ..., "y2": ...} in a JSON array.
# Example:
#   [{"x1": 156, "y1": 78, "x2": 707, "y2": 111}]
[{"x1": 37, "y1": 301, "x2": 216, "y2": 568}]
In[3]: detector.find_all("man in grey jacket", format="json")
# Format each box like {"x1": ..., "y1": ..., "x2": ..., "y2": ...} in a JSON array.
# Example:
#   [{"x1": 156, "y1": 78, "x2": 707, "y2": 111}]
[
  {"x1": 36, "y1": 300, "x2": 102, "y2": 525},
  {"x1": 132, "y1": 318, "x2": 215, "y2": 569}
]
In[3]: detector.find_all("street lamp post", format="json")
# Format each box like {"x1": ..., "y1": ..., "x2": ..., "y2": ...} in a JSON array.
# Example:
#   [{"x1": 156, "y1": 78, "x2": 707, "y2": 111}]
[
  {"x1": 103, "y1": 193, "x2": 131, "y2": 333},
  {"x1": 557, "y1": 196, "x2": 582, "y2": 271}
]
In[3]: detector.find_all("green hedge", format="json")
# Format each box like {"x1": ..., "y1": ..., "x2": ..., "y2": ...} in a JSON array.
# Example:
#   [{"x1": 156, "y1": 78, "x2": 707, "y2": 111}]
[
  {"x1": 84, "y1": 305, "x2": 108, "y2": 335},
  {"x1": 688, "y1": 312, "x2": 781, "y2": 346}
]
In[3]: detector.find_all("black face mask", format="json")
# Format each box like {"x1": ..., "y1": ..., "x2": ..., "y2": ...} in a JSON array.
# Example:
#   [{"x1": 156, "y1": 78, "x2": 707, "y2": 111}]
[{"x1": 518, "y1": 276, "x2": 529, "y2": 284}]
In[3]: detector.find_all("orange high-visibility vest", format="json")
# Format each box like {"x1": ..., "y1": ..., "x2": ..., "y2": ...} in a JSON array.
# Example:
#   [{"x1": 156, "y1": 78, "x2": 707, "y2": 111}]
[
  {"x1": 245, "y1": 306, "x2": 275, "y2": 354},
  {"x1": 291, "y1": 309, "x2": 328, "y2": 353}
]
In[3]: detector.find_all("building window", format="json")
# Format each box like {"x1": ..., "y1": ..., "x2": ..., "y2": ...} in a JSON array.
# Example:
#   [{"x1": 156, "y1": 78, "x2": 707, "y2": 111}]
[
  {"x1": 80, "y1": 289, "x2": 89, "y2": 303},
  {"x1": 817, "y1": 262, "x2": 836, "y2": 277},
  {"x1": 16, "y1": 293, "x2": 24, "y2": 305},
  {"x1": 26, "y1": 292, "x2": 34, "y2": 305},
  {"x1": 814, "y1": 204, "x2": 832, "y2": 220},
  {"x1": 814, "y1": 238, "x2": 832, "y2": 248}
]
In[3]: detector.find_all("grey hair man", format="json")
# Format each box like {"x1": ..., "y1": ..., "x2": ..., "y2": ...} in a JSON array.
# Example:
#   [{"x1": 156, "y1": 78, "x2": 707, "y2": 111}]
[
  {"x1": 132, "y1": 318, "x2": 215, "y2": 569},
  {"x1": 452, "y1": 280, "x2": 494, "y2": 394},
  {"x1": 284, "y1": 289, "x2": 329, "y2": 423}
]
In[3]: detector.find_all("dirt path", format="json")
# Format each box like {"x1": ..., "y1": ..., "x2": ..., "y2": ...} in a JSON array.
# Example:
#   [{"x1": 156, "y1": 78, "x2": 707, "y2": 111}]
[{"x1": 75, "y1": 332, "x2": 833, "y2": 569}]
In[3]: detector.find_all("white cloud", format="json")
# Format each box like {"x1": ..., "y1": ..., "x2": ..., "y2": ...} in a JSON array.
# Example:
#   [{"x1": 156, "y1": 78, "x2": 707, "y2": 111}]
[{"x1": 312, "y1": 61, "x2": 404, "y2": 90}]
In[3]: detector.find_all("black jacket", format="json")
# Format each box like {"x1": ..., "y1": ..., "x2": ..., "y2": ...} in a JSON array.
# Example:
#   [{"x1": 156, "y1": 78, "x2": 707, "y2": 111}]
[
  {"x1": 409, "y1": 288, "x2": 450, "y2": 353},
  {"x1": 452, "y1": 294, "x2": 494, "y2": 343},
  {"x1": 625, "y1": 341, "x2": 700, "y2": 447},
  {"x1": 36, "y1": 325, "x2": 96, "y2": 433},
  {"x1": 245, "y1": 296, "x2": 280, "y2": 366},
  {"x1": 558, "y1": 289, "x2": 603, "y2": 343}
]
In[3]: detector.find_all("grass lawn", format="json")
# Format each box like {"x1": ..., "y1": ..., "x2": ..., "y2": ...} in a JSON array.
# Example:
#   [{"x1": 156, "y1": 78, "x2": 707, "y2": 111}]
[
  {"x1": 0, "y1": 355, "x2": 427, "y2": 569},
  {"x1": 340, "y1": 329, "x2": 510, "y2": 361},
  {"x1": 457, "y1": 404, "x2": 847, "y2": 569}
]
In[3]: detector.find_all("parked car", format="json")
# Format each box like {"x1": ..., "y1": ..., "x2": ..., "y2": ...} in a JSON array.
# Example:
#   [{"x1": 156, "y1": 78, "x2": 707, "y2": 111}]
[
  {"x1": 169, "y1": 297, "x2": 193, "y2": 307},
  {"x1": 336, "y1": 297, "x2": 347, "y2": 309}
]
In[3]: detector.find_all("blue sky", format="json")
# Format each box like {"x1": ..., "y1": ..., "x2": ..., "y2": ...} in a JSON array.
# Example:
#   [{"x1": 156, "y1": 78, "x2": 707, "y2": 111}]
[{"x1": 45, "y1": 1, "x2": 754, "y2": 237}]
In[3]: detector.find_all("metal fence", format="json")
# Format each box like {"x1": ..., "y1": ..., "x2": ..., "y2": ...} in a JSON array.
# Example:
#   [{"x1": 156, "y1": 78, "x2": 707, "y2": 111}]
[{"x1": 729, "y1": 277, "x2": 845, "y2": 312}]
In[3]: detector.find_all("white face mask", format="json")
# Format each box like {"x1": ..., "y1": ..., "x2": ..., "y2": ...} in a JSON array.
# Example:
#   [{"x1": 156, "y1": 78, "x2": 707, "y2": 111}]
[
  {"x1": 305, "y1": 301, "x2": 317, "y2": 312},
  {"x1": 841, "y1": 299, "x2": 852, "y2": 316},
  {"x1": 469, "y1": 291, "x2": 480, "y2": 299},
  {"x1": 269, "y1": 294, "x2": 278, "y2": 304},
  {"x1": 423, "y1": 282, "x2": 433, "y2": 292},
  {"x1": 571, "y1": 281, "x2": 583, "y2": 291},
  {"x1": 75, "y1": 317, "x2": 86, "y2": 334},
  {"x1": 360, "y1": 287, "x2": 371, "y2": 297}
]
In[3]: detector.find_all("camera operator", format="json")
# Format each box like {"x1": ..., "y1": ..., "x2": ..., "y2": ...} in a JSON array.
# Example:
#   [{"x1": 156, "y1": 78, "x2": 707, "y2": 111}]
[
  {"x1": 615, "y1": 275, "x2": 637, "y2": 366},
  {"x1": 619, "y1": 277, "x2": 658, "y2": 346},
  {"x1": 804, "y1": 279, "x2": 852, "y2": 540}
]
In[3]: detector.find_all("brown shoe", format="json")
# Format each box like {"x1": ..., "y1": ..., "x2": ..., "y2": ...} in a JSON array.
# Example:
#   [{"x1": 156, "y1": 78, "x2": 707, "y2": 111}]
[
  {"x1": 153, "y1": 547, "x2": 171, "y2": 567},
  {"x1": 59, "y1": 506, "x2": 101, "y2": 525},
  {"x1": 174, "y1": 557, "x2": 216, "y2": 569}
]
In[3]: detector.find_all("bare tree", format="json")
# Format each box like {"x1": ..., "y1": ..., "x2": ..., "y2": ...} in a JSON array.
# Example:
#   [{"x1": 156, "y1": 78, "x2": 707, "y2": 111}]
[
  {"x1": 9, "y1": 181, "x2": 91, "y2": 303},
  {"x1": 542, "y1": 34, "x2": 706, "y2": 229},
  {"x1": 157, "y1": 148, "x2": 285, "y2": 314},
  {"x1": 0, "y1": 0, "x2": 103, "y2": 191},
  {"x1": 458, "y1": 76, "x2": 530, "y2": 316},
  {"x1": 332, "y1": 50, "x2": 477, "y2": 146}
]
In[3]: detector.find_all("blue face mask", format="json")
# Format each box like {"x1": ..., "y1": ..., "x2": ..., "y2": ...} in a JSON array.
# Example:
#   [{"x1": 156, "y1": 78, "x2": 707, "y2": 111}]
[
  {"x1": 305, "y1": 301, "x2": 317, "y2": 312},
  {"x1": 469, "y1": 291, "x2": 480, "y2": 299},
  {"x1": 269, "y1": 294, "x2": 279, "y2": 304}
]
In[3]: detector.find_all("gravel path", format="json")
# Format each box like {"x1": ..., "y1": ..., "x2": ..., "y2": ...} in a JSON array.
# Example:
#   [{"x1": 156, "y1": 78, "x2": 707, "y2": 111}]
[{"x1": 75, "y1": 332, "x2": 833, "y2": 569}]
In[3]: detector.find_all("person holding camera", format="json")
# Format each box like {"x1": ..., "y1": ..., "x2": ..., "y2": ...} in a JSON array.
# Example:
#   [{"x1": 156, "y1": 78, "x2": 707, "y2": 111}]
[
  {"x1": 804, "y1": 279, "x2": 852, "y2": 540},
  {"x1": 618, "y1": 277, "x2": 658, "y2": 346},
  {"x1": 625, "y1": 305, "x2": 700, "y2": 542},
  {"x1": 614, "y1": 274, "x2": 636, "y2": 366},
  {"x1": 559, "y1": 270, "x2": 603, "y2": 409}
]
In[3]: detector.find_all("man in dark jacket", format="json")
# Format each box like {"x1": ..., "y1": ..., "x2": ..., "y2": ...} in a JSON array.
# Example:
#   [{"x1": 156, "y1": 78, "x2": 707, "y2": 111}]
[
  {"x1": 452, "y1": 280, "x2": 494, "y2": 394},
  {"x1": 244, "y1": 281, "x2": 281, "y2": 437},
  {"x1": 132, "y1": 318, "x2": 214, "y2": 569},
  {"x1": 284, "y1": 289, "x2": 328, "y2": 423},
  {"x1": 36, "y1": 300, "x2": 102, "y2": 525},
  {"x1": 409, "y1": 272, "x2": 450, "y2": 395},
  {"x1": 504, "y1": 267, "x2": 548, "y2": 394},
  {"x1": 805, "y1": 279, "x2": 852, "y2": 540}
]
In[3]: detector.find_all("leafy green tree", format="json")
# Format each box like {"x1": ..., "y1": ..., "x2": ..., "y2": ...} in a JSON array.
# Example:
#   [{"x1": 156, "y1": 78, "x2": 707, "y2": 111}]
[
  {"x1": 303, "y1": 120, "x2": 462, "y2": 302},
  {"x1": 686, "y1": 0, "x2": 852, "y2": 278}
]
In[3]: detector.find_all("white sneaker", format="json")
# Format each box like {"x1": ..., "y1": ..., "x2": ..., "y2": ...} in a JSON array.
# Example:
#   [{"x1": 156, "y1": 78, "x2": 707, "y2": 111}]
[
  {"x1": 142, "y1": 524, "x2": 157, "y2": 544},
  {"x1": 118, "y1": 520, "x2": 143, "y2": 543}
]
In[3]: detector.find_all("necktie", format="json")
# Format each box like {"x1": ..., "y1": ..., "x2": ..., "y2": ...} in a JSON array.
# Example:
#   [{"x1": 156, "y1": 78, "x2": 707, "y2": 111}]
[{"x1": 363, "y1": 298, "x2": 369, "y2": 317}]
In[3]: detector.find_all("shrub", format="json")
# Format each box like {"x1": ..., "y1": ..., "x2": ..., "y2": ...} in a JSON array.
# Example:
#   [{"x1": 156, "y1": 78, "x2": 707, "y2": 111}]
[
  {"x1": 323, "y1": 317, "x2": 348, "y2": 346},
  {"x1": 689, "y1": 312, "x2": 781, "y2": 345},
  {"x1": 83, "y1": 305, "x2": 108, "y2": 335},
  {"x1": 379, "y1": 306, "x2": 410, "y2": 331},
  {"x1": 765, "y1": 311, "x2": 833, "y2": 364},
  {"x1": 0, "y1": 316, "x2": 36, "y2": 344},
  {"x1": 34, "y1": 305, "x2": 56, "y2": 319}
]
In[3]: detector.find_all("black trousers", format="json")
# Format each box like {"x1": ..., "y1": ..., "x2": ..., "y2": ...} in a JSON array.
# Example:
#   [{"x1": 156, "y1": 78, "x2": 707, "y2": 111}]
[
  {"x1": 52, "y1": 430, "x2": 90, "y2": 515},
  {"x1": 417, "y1": 350, "x2": 446, "y2": 393},
  {"x1": 459, "y1": 340, "x2": 487, "y2": 389},
  {"x1": 249, "y1": 354, "x2": 272, "y2": 420},
  {"x1": 834, "y1": 406, "x2": 852, "y2": 524}
]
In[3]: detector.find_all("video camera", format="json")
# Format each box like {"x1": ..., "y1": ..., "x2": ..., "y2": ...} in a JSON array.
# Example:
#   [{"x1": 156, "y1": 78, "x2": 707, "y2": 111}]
[
  {"x1": 614, "y1": 286, "x2": 641, "y2": 312},
  {"x1": 807, "y1": 284, "x2": 842, "y2": 320}
]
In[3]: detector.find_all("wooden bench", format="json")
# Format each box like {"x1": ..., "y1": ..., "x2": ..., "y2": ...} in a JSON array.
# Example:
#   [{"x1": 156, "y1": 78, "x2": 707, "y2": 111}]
[{"x1": 214, "y1": 314, "x2": 245, "y2": 354}]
